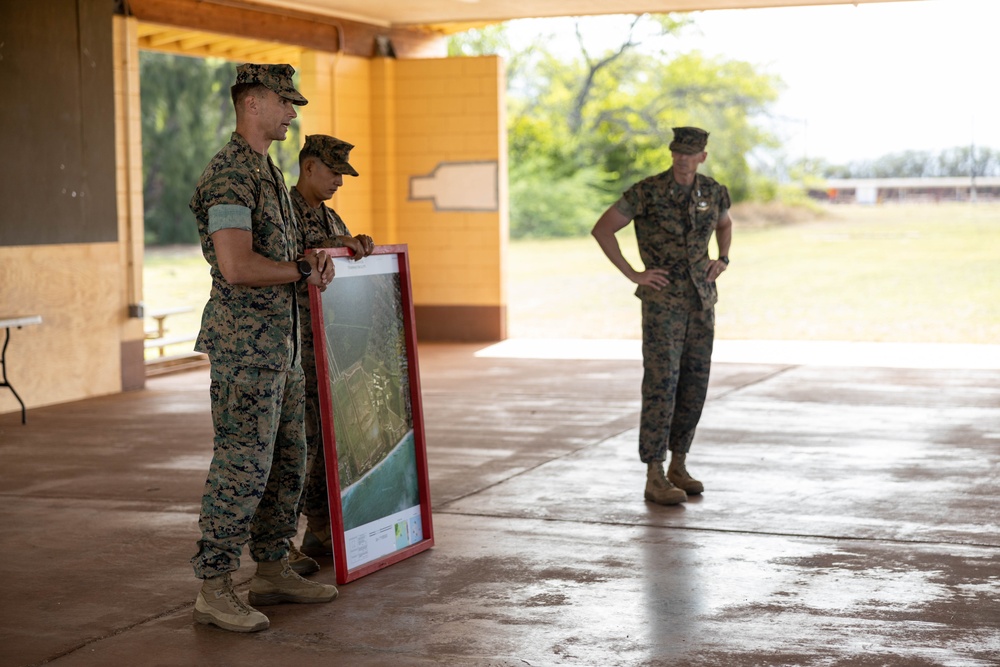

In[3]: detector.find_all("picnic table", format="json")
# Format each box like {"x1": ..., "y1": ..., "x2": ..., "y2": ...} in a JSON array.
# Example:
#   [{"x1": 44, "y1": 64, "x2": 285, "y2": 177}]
[{"x1": 144, "y1": 306, "x2": 197, "y2": 358}]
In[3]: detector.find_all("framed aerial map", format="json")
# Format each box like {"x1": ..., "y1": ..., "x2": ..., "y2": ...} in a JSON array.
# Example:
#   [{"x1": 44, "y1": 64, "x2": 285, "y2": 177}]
[{"x1": 308, "y1": 245, "x2": 434, "y2": 584}]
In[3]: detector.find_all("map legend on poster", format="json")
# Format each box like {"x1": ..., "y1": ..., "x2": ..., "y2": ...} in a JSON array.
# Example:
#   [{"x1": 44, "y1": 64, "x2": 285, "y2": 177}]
[{"x1": 345, "y1": 504, "x2": 424, "y2": 571}]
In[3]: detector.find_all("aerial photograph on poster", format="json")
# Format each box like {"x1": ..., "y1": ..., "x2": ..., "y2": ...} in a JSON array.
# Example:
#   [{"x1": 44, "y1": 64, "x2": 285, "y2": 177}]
[{"x1": 318, "y1": 255, "x2": 420, "y2": 537}]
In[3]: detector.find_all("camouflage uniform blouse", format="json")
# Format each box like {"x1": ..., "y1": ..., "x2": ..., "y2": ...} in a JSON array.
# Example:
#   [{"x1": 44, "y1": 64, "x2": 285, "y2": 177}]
[
  {"x1": 190, "y1": 132, "x2": 301, "y2": 371},
  {"x1": 290, "y1": 186, "x2": 352, "y2": 255},
  {"x1": 615, "y1": 168, "x2": 731, "y2": 311},
  {"x1": 289, "y1": 185, "x2": 352, "y2": 317}
]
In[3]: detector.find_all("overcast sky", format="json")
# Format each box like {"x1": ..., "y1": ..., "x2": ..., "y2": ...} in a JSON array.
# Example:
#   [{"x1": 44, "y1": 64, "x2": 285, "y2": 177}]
[{"x1": 509, "y1": 0, "x2": 999, "y2": 165}]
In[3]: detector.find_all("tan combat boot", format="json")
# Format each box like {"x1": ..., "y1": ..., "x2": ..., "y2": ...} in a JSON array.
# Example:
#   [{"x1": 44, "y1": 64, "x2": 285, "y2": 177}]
[
  {"x1": 667, "y1": 452, "x2": 704, "y2": 495},
  {"x1": 248, "y1": 558, "x2": 339, "y2": 606},
  {"x1": 645, "y1": 461, "x2": 688, "y2": 505},
  {"x1": 287, "y1": 541, "x2": 320, "y2": 576},
  {"x1": 193, "y1": 573, "x2": 269, "y2": 633},
  {"x1": 301, "y1": 523, "x2": 333, "y2": 558}
]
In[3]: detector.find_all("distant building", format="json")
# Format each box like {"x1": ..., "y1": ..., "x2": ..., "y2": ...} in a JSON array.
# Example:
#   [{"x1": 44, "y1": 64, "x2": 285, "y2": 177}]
[{"x1": 815, "y1": 177, "x2": 1000, "y2": 204}]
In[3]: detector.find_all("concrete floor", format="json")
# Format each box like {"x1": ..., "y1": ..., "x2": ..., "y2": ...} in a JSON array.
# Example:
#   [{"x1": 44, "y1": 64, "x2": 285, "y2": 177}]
[{"x1": 1, "y1": 341, "x2": 999, "y2": 667}]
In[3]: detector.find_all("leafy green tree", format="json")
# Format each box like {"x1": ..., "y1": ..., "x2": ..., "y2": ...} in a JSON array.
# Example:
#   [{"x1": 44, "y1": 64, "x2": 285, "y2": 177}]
[
  {"x1": 448, "y1": 23, "x2": 512, "y2": 58},
  {"x1": 140, "y1": 53, "x2": 301, "y2": 246},
  {"x1": 450, "y1": 15, "x2": 783, "y2": 238},
  {"x1": 581, "y1": 50, "x2": 781, "y2": 203},
  {"x1": 140, "y1": 53, "x2": 234, "y2": 245}
]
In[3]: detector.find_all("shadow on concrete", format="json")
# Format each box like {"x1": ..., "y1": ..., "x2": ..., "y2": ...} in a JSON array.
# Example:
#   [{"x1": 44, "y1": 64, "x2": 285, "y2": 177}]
[{"x1": 1, "y1": 341, "x2": 998, "y2": 666}]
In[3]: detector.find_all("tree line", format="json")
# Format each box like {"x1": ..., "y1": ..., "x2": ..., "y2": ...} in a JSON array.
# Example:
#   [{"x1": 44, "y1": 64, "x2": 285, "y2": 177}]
[
  {"x1": 816, "y1": 147, "x2": 1000, "y2": 180},
  {"x1": 139, "y1": 53, "x2": 299, "y2": 245},
  {"x1": 451, "y1": 16, "x2": 782, "y2": 238},
  {"x1": 139, "y1": 16, "x2": 996, "y2": 246}
]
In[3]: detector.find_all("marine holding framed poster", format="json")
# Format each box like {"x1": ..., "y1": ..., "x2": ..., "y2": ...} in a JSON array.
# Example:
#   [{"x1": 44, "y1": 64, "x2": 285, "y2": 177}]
[{"x1": 307, "y1": 245, "x2": 434, "y2": 584}]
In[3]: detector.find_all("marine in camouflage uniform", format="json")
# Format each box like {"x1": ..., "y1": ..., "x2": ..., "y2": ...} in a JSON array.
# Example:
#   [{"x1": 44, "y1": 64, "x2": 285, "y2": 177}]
[
  {"x1": 289, "y1": 135, "x2": 373, "y2": 557},
  {"x1": 592, "y1": 127, "x2": 733, "y2": 505},
  {"x1": 188, "y1": 64, "x2": 338, "y2": 635}
]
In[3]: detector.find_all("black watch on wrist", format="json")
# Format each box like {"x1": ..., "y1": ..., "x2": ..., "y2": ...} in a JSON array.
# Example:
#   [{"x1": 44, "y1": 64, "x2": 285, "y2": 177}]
[
  {"x1": 296, "y1": 259, "x2": 312, "y2": 282},
  {"x1": 719, "y1": 255, "x2": 730, "y2": 265}
]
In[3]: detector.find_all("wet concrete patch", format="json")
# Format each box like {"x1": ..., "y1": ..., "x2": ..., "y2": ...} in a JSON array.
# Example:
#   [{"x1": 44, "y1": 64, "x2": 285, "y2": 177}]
[{"x1": 3, "y1": 352, "x2": 999, "y2": 667}]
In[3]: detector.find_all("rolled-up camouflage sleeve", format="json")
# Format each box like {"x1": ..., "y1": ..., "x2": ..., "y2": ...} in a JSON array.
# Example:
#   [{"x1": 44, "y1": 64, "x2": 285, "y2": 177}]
[
  {"x1": 613, "y1": 195, "x2": 636, "y2": 220},
  {"x1": 208, "y1": 204, "x2": 252, "y2": 234},
  {"x1": 200, "y1": 170, "x2": 257, "y2": 234}
]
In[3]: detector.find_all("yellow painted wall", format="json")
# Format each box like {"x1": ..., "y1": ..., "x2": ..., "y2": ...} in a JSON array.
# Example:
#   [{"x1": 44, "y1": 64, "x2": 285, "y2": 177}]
[
  {"x1": 368, "y1": 58, "x2": 399, "y2": 245},
  {"x1": 394, "y1": 56, "x2": 507, "y2": 309},
  {"x1": 327, "y1": 55, "x2": 375, "y2": 235},
  {"x1": 298, "y1": 53, "x2": 507, "y2": 312},
  {"x1": 1, "y1": 43, "x2": 506, "y2": 416},
  {"x1": 0, "y1": 16, "x2": 144, "y2": 417},
  {"x1": 0, "y1": 244, "x2": 124, "y2": 415},
  {"x1": 299, "y1": 52, "x2": 377, "y2": 240},
  {"x1": 300, "y1": 51, "x2": 376, "y2": 243},
  {"x1": 114, "y1": 16, "x2": 148, "y2": 353}
]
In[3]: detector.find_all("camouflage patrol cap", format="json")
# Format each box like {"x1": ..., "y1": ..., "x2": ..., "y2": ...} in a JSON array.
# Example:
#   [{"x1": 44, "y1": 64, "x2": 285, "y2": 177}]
[
  {"x1": 302, "y1": 134, "x2": 359, "y2": 176},
  {"x1": 669, "y1": 126, "x2": 709, "y2": 154},
  {"x1": 234, "y1": 63, "x2": 308, "y2": 105}
]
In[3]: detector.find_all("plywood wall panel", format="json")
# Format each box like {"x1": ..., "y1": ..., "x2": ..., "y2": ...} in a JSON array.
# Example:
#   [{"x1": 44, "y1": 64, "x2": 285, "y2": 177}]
[{"x1": 0, "y1": 244, "x2": 122, "y2": 416}]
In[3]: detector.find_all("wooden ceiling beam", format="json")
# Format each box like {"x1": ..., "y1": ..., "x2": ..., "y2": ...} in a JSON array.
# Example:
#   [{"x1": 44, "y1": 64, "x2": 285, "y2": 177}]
[
  {"x1": 177, "y1": 33, "x2": 221, "y2": 50},
  {"x1": 145, "y1": 28, "x2": 201, "y2": 47},
  {"x1": 124, "y1": 0, "x2": 445, "y2": 58},
  {"x1": 203, "y1": 36, "x2": 246, "y2": 52},
  {"x1": 135, "y1": 22, "x2": 162, "y2": 37},
  {"x1": 244, "y1": 45, "x2": 303, "y2": 62},
  {"x1": 224, "y1": 39, "x2": 291, "y2": 58}
]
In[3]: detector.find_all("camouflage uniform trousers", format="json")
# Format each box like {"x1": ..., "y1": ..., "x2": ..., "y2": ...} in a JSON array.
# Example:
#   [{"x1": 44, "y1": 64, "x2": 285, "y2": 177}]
[
  {"x1": 297, "y1": 329, "x2": 330, "y2": 528},
  {"x1": 639, "y1": 299, "x2": 715, "y2": 463},
  {"x1": 191, "y1": 362, "x2": 307, "y2": 579}
]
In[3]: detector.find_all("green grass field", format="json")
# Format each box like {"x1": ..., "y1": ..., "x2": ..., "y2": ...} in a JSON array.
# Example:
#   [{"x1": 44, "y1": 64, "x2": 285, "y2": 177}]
[
  {"x1": 142, "y1": 246, "x2": 212, "y2": 359},
  {"x1": 508, "y1": 203, "x2": 1000, "y2": 343},
  {"x1": 143, "y1": 203, "x2": 1000, "y2": 359}
]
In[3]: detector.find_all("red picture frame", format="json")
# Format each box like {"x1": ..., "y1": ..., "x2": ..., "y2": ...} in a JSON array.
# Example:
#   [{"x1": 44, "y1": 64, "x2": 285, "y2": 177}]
[{"x1": 308, "y1": 245, "x2": 434, "y2": 584}]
